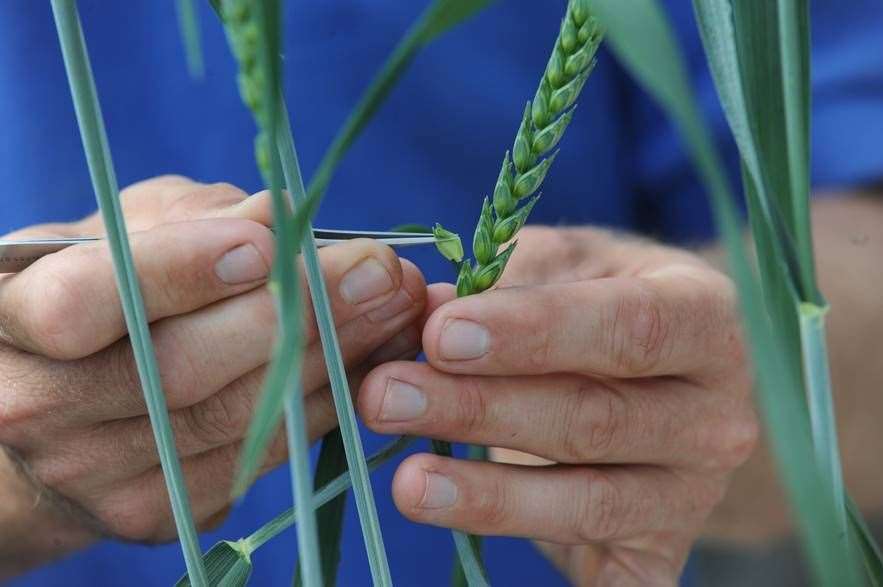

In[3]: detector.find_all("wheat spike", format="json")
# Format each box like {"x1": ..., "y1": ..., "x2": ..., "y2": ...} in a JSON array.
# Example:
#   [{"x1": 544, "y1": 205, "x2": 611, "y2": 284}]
[
  {"x1": 219, "y1": 0, "x2": 275, "y2": 184},
  {"x1": 436, "y1": 0, "x2": 603, "y2": 295}
]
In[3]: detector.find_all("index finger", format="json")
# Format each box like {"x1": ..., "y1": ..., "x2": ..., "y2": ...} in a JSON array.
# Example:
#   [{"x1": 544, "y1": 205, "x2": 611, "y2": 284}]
[{"x1": 421, "y1": 269, "x2": 740, "y2": 378}]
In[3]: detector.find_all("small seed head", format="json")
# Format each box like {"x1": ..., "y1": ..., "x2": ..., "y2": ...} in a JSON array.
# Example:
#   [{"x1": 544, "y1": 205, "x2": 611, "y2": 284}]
[
  {"x1": 433, "y1": 224, "x2": 464, "y2": 263},
  {"x1": 493, "y1": 152, "x2": 517, "y2": 218},
  {"x1": 550, "y1": 68, "x2": 590, "y2": 115},
  {"x1": 473, "y1": 198, "x2": 497, "y2": 266},
  {"x1": 456, "y1": 262, "x2": 475, "y2": 297},
  {"x1": 255, "y1": 133, "x2": 271, "y2": 182},
  {"x1": 561, "y1": 18, "x2": 578, "y2": 53},
  {"x1": 513, "y1": 104, "x2": 534, "y2": 174},
  {"x1": 513, "y1": 151, "x2": 557, "y2": 199},
  {"x1": 532, "y1": 109, "x2": 574, "y2": 154},
  {"x1": 531, "y1": 81, "x2": 551, "y2": 129},
  {"x1": 546, "y1": 49, "x2": 567, "y2": 89},
  {"x1": 571, "y1": 1, "x2": 589, "y2": 26},
  {"x1": 564, "y1": 41, "x2": 595, "y2": 77},
  {"x1": 473, "y1": 241, "x2": 517, "y2": 292},
  {"x1": 492, "y1": 195, "x2": 539, "y2": 243}
]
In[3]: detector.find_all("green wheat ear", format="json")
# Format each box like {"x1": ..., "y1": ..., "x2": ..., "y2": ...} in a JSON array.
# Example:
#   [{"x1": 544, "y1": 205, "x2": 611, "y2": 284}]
[
  {"x1": 218, "y1": 0, "x2": 275, "y2": 185},
  {"x1": 435, "y1": 0, "x2": 603, "y2": 296}
]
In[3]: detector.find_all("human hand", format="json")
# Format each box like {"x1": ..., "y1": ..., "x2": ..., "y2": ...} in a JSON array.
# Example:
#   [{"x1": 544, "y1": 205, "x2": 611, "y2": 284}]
[
  {"x1": 357, "y1": 226, "x2": 757, "y2": 586},
  {"x1": 0, "y1": 176, "x2": 426, "y2": 577}
]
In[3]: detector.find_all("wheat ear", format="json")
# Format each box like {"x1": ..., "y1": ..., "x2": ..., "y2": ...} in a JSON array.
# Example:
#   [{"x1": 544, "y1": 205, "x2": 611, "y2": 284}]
[
  {"x1": 435, "y1": 0, "x2": 604, "y2": 296},
  {"x1": 218, "y1": 0, "x2": 275, "y2": 184}
]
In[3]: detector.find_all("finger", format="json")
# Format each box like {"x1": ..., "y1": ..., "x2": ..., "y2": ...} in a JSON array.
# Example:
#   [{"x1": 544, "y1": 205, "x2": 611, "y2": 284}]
[
  {"x1": 422, "y1": 270, "x2": 739, "y2": 378},
  {"x1": 88, "y1": 352, "x2": 432, "y2": 542},
  {"x1": 68, "y1": 246, "x2": 423, "y2": 424},
  {"x1": 78, "y1": 178, "x2": 247, "y2": 234},
  {"x1": 391, "y1": 455, "x2": 717, "y2": 544},
  {"x1": 33, "y1": 328, "x2": 422, "y2": 491},
  {"x1": 359, "y1": 363, "x2": 754, "y2": 467},
  {"x1": 419, "y1": 283, "x2": 456, "y2": 330},
  {"x1": 0, "y1": 241, "x2": 425, "y2": 439},
  {"x1": 0, "y1": 218, "x2": 274, "y2": 359}
]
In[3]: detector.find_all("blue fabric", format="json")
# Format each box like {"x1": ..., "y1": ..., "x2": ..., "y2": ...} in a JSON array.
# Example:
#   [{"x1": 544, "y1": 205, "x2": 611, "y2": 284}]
[{"x1": 2, "y1": 1, "x2": 881, "y2": 585}]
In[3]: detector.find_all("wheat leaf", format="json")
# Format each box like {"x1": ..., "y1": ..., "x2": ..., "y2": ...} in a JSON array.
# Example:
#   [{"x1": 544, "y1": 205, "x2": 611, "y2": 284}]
[
  {"x1": 306, "y1": 0, "x2": 495, "y2": 206},
  {"x1": 276, "y1": 100, "x2": 392, "y2": 586},
  {"x1": 294, "y1": 430, "x2": 348, "y2": 587},
  {"x1": 175, "y1": 0, "x2": 204, "y2": 79},
  {"x1": 49, "y1": 2, "x2": 207, "y2": 584},
  {"x1": 216, "y1": 2, "x2": 324, "y2": 584},
  {"x1": 589, "y1": 0, "x2": 862, "y2": 584},
  {"x1": 176, "y1": 541, "x2": 252, "y2": 587}
]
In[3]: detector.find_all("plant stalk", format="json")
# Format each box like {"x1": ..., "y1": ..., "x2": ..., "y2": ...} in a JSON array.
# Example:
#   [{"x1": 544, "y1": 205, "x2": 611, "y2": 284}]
[
  {"x1": 50, "y1": 1, "x2": 206, "y2": 584},
  {"x1": 276, "y1": 101, "x2": 392, "y2": 587}
]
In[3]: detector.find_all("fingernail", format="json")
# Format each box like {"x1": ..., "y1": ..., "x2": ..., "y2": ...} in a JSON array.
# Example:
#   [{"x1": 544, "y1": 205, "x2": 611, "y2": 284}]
[
  {"x1": 340, "y1": 258, "x2": 394, "y2": 304},
  {"x1": 366, "y1": 329, "x2": 419, "y2": 364},
  {"x1": 378, "y1": 378, "x2": 427, "y2": 422},
  {"x1": 420, "y1": 472, "x2": 458, "y2": 509},
  {"x1": 367, "y1": 289, "x2": 413, "y2": 323},
  {"x1": 439, "y1": 319, "x2": 489, "y2": 360},
  {"x1": 215, "y1": 244, "x2": 269, "y2": 284}
]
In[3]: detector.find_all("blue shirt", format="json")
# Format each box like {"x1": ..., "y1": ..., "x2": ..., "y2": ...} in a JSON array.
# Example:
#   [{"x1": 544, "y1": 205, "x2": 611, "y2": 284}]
[{"x1": 3, "y1": 1, "x2": 882, "y2": 585}]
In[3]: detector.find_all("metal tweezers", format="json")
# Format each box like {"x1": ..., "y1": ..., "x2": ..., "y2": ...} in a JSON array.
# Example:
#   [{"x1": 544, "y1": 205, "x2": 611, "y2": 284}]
[{"x1": 0, "y1": 228, "x2": 438, "y2": 273}]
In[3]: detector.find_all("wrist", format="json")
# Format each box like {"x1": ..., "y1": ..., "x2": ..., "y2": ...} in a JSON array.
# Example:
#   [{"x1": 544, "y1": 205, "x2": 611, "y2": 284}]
[{"x1": 0, "y1": 447, "x2": 96, "y2": 579}]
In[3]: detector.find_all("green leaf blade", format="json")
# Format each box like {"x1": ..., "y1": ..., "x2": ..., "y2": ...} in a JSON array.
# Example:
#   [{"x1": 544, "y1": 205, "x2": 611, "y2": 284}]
[
  {"x1": 50, "y1": 2, "x2": 207, "y2": 584},
  {"x1": 589, "y1": 0, "x2": 864, "y2": 583},
  {"x1": 294, "y1": 430, "x2": 349, "y2": 587},
  {"x1": 175, "y1": 0, "x2": 204, "y2": 79},
  {"x1": 276, "y1": 101, "x2": 392, "y2": 587},
  {"x1": 177, "y1": 541, "x2": 252, "y2": 587}
]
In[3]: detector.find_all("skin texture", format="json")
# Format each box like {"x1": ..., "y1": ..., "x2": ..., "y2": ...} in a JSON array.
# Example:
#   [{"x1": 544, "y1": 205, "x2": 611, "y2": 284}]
[
  {"x1": 359, "y1": 225, "x2": 758, "y2": 586},
  {"x1": 2, "y1": 177, "x2": 880, "y2": 585},
  {"x1": 357, "y1": 193, "x2": 883, "y2": 585},
  {"x1": 0, "y1": 176, "x2": 427, "y2": 578}
]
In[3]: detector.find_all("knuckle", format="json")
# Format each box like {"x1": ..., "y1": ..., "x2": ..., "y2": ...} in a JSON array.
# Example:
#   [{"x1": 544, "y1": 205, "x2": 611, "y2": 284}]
[
  {"x1": 574, "y1": 470, "x2": 624, "y2": 542},
  {"x1": 0, "y1": 354, "x2": 45, "y2": 437},
  {"x1": 716, "y1": 409, "x2": 760, "y2": 469},
  {"x1": 151, "y1": 326, "x2": 202, "y2": 406},
  {"x1": 610, "y1": 283, "x2": 670, "y2": 375},
  {"x1": 97, "y1": 491, "x2": 162, "y2": 542},
  {"x1": 109, "y1": 343, "x2": 146, "y2": 404},
  {"x1": 524, "y1": 314, "x2": 555, "y2": 372},
  {"x1": 558, "y1": 388, "x2": 592, "y2": 462},
  {"x1": 186, "y1": 390, "x2": 246, "y2": 448},
  {"x1": 20, "y1": 268, "x2": 88, "y2": 358},
  {"x1": 473, "y1": 474, "x2": 511, "y2": 529},
  {"x1": 455, "y1": 378, "x2": 489, "y2": 437},
  {"x1": 165, "y1": 182, "x2": 246, "y2": 220},
  {"x1": 561, "y1": 384, "x2": 626, "y2": 462}
]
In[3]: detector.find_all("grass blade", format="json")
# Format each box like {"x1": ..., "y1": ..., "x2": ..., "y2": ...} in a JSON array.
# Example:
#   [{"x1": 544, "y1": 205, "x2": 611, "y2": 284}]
[
  {"x1": 49, "y1": 2, "x2": 207, "y2": 585},
  {"x1": 848, "y1": 496, "x2": 883, "y2": 587},
  {"x1": 175, "y1": 0, "x2": 204, "y2": 79},
  {"x1": 776, "y1": 0, "x2": 815, "y2": 290},
  {"x1": 431, "y1": 441, "x2": 489, "y2": 587},
  {"x1": 176, "y1": 541, "x2": 252, "y2": 587},
  {"x1": 276, "y1": 100, "x2": 392, "y2": 587},
  {"x1": 181, "y1": 437, "x2": 415, "y2": 587},
  {"x1": 416, "y1": 0, "x2": 497, "y2": 45},
  {"x1": 294, "y1": 430, "x2": 348, "y2": 587},
  {"x1": 798, "y1": 304, "x2": 846, "y2": 529},
  {"x1": 588, "y1": 1, "x2": 860, "y2": 584},
  {"x1": 216, "y1": 2, "x2": 323, "y2": 585},
  {"x1": 246, "y1": 437, "x2": 415, "y2": 553},
  {"x1": 306, "y1": 0, "x2": 495, "y2": 205}
]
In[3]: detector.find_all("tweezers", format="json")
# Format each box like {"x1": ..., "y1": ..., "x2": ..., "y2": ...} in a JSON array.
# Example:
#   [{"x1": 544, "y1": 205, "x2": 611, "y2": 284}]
[{"x1": 0, "y1": 228, "x2": 437, "y2": 273}]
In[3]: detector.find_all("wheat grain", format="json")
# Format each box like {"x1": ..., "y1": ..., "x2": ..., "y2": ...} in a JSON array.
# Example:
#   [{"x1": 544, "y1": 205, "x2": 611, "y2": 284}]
[{"x1": 435, "y1": 0, "x2": 603, "y2": 295}]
